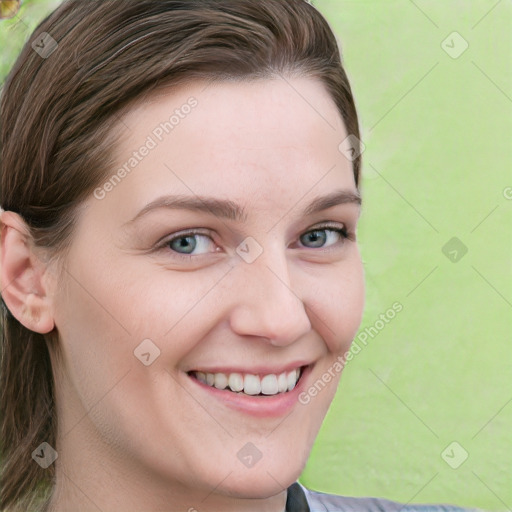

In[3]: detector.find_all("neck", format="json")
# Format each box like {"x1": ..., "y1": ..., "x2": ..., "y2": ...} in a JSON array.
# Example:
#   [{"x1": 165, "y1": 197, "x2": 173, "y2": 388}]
[
  {"x1": 44, "y1": 435, "x2": 289, "y2": 512},
  {"x1": 45, "y1": 486, "x2": 288, "y2": 512}
]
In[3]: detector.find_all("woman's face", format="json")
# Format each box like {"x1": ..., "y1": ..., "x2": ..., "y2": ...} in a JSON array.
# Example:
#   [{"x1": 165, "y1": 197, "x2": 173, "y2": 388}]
[{"x1": 49, "y1": 77, "x2": 364, "y2": 509}]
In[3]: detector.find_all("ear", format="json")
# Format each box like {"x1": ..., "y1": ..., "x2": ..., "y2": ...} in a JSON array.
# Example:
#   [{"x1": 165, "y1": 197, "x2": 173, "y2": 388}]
[{"x1": 0, "y1": 211, "x2": 55, "y2": 334}]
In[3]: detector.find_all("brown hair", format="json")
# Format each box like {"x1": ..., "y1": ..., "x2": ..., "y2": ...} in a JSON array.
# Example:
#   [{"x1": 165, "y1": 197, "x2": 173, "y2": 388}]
[{"x1": 0, "y1": 0, "x2": 361, "y2": 510}]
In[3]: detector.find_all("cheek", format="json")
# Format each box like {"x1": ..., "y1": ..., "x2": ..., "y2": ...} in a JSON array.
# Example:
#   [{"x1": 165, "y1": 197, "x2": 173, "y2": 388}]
[
  {"x1": 309, "y1": 258, "x2": 365, "y2": 354},
  {"x1": 51, "y1": 267, "x2": 135, "y2": 405},
  {"x1": 132, "y1": 266, "x2": 232, "y2": 341}
]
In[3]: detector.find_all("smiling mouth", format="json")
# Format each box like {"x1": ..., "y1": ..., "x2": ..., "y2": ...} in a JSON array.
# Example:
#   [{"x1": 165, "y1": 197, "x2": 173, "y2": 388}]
[{"x1": 187, "y1": 366, "x2": 306, "y2": 397}]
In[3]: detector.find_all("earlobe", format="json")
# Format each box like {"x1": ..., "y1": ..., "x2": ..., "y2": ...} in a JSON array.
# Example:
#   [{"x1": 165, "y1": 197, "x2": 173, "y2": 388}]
[
  {"x1": 20, "y1": 292, "x2": 55, "y2": 334},
  {"x1": 0, "y1": 211, "x2": 55, "y2": 334}
]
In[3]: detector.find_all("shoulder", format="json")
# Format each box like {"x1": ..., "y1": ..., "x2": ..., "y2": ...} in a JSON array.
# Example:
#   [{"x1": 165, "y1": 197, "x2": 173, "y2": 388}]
[{"x1": 299, "y1": 483, "x2": 482, "y2": 512}]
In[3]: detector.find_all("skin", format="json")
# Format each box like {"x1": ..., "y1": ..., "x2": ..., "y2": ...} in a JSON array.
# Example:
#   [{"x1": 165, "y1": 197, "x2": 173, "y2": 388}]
[{"x1": 0, "y1": 76, "x2": 364, "y2": 512}]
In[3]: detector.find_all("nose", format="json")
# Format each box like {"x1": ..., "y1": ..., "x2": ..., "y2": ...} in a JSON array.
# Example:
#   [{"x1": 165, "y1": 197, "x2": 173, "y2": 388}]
[{"x1": 228, "y1": 245, "x2": 312, "y2": 347}]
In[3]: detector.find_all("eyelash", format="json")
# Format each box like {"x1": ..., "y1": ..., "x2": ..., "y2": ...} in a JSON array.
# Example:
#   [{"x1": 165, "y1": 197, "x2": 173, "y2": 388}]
[{"x1": 156, "y1": 223, "x2": 354, "y2": 261}]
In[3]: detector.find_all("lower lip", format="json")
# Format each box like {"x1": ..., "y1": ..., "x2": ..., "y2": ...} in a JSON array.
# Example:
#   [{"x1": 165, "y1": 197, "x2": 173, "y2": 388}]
[{"x1": 186, "y1": 365, "x2": 312, "y2": 418}]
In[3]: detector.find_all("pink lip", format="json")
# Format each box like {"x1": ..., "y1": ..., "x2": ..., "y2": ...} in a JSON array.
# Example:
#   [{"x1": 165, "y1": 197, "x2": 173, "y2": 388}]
[{"x1": 186, "y1": 364, "x2": 313, "y2": 418}]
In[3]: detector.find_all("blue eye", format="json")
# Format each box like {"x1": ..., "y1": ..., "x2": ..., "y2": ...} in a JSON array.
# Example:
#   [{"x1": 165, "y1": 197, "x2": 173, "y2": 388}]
[
  {"x1": 159, "y1": 225, "x2": 352, "y2": 260},
  {"x1": 166, "y1": 230, "x2": 215, "y2": 257},
  {"x1": 299, "y1": 227, "x2": 348, "y2": 249}
]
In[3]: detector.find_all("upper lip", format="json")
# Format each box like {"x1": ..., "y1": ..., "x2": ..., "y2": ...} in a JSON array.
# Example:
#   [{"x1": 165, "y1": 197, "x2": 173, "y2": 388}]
[{"x1": 187, "y1": 361, "x2": 313, "y2": 376}]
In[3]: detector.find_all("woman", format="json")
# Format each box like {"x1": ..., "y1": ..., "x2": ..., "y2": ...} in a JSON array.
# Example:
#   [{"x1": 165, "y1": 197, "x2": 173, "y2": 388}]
[{"x1": 0, "y1": 1, "x2": 479, "y2": 511}]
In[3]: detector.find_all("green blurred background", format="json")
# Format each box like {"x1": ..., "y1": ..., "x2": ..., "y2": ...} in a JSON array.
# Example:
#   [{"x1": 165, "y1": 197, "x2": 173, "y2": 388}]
[{"x1": 1, "y1": 1, "x2": 511, "y2": 511}]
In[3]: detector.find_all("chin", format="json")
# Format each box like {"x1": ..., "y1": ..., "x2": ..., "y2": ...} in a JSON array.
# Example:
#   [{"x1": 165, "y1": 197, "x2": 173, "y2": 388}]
[
  {"x1": 213, "y1": 450, "x2": 307, "y2": 499},
  {"x1": 219, "y1": 472, "x2": 297, "y2": 500}
]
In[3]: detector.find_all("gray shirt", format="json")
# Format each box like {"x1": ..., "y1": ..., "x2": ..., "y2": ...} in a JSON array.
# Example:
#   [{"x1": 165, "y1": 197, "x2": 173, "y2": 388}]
[{"x1": 286, "y1": 482, "x2": 483, "y2": 512}]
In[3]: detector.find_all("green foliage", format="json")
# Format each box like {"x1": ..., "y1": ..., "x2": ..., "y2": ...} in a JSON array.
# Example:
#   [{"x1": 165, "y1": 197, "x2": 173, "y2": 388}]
[{"x1": 0, "y1": 0, "x2": 62, "y2": 84}]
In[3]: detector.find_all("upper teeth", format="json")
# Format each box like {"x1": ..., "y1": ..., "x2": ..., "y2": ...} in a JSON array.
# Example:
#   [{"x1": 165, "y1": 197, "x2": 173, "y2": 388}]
[{"x1": 192, "y1": 368, "x2": 302, "y2": 396}]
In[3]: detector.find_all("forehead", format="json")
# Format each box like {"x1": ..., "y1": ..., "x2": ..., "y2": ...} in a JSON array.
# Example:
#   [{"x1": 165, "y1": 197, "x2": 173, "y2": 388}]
[{"x1": 88, "y1": 77, "x2": 356, "y2": 225}]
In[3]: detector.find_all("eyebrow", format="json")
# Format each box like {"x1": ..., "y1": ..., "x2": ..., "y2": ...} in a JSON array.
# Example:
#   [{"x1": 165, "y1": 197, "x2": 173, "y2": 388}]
[{"x1": 123, "y1": 189, "x2": 361, "y2": 227}]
